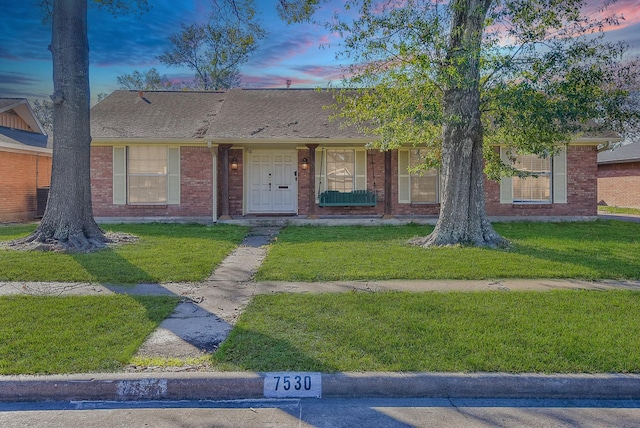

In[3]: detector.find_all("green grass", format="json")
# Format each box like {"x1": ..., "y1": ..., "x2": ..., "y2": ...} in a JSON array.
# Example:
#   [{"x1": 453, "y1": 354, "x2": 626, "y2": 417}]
[
  {"x1": 598, "y1": 205, "x2": 640, "y2": 216},
  {"x1": 0, "y1": 223, "x2": 248, "y2": 284},
  {"x1": 0, "y1": 295, "x2": 178, "y2": 374},
  {"x1": 255, "y1": 220, "x2": 640, "y2": 281},
  {"x1": 213, "y1": 290, "x2": 640, "y2": 373}
]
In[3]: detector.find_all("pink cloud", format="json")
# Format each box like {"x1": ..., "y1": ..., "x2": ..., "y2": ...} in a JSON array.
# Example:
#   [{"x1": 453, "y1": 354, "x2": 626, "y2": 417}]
[
  {"x1": 584, "y1": 0, "x2": 640, "y2": 31},
  {"x1": 239, "y1": 73, "x2": 322, "y2": 88}
]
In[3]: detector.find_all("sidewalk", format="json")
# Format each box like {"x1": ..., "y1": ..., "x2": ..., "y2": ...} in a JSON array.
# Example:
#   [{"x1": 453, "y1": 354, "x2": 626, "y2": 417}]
[{"x1": 2, "y1": 226, "x2": 640, "y2": 402}]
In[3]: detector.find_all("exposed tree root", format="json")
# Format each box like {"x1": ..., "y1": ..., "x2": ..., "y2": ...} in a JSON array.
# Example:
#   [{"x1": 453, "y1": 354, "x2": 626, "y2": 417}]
[
  {"x1": 1, "y1": 231, "x2": 138, "y2": 253},
  {"x1": 408, "y1": 229, "x2": 510, "y2": 249}
]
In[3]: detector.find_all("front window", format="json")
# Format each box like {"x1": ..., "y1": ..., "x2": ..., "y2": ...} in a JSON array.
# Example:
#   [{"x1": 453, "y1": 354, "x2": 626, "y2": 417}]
[
  {"x1": 512, "y1": 154, "x2": 551, "y2": 203},
  {"x1": 128, "y1": 146, "x2": 168, "y2": 204},
  {"x1": 410, "y1": 150, "x2": 439, "y2": 203},
  {"x1": 326, "y1": 150, "x2": 354, "y2": 192}
]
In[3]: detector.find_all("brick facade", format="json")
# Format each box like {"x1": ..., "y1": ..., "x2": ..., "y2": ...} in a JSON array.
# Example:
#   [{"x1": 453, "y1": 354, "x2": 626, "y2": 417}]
[
  {"x1": 91, "y1": 146, "x2": 214, "y2": 220},
  {"x1": 91, "y1": 144, "x2": 597, "y2": 221},
  {"x1": 486, "y1": 145, "x2": 598, "y2": 217},
  {"x1": 0, "y1": 150, "x2": 51, "y2": 222},
  {"x1": 598, "y1": 161, "x2": 640, "y2": 208}
]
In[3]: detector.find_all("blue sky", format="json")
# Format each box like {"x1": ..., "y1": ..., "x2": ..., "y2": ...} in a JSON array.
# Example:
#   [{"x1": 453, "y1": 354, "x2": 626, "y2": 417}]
[{"x1": 1, "y1": 0, "x2": 639, "y2": 104}]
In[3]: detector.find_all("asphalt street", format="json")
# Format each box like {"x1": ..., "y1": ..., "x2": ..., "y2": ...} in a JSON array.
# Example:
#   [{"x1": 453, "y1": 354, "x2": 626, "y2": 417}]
[{"x1": 2, "y1": 398, "x2": 640, "y2": 427}]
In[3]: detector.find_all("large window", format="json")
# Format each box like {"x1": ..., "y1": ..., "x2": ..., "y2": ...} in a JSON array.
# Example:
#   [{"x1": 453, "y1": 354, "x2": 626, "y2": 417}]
[
  {"x1": 512, "y1": 154, "x2": 551, "y2": 203},
  {"x1": 317, "y1": 149, "x2": 366, "y2": 195},
  {"x1": 128, "y1": 146, "x2": 168, "y2": 204},
  {"x1": 112, "y1": 146, "x2": 180, "y2": 205},
  {"x1": 398, "y1": 149, "x2": 439, "y2": 204},
  {"x1": 326, "y1": 150, "x2": 354, "y2": 192},
  {"x1": 499, "y1": 147, "x2": 567, "y2": 205}
]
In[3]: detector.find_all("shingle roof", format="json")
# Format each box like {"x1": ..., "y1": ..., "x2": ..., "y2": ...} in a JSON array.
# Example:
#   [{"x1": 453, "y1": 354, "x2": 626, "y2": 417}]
[
  {"x1": 204, "y1": 89, "x2": 361, "y2": 140},
  {"x1": 0, "y1": 98, "x2": 25, "y2": 112},
  {"x1": 90, "y1": 90, "x2": 227, "y2": 139},
  {"x1": 598, "y1": 141, "x2": 640, "y2": 164},
  {"x1": 90, "y1": 89, "x2": 362, "y2": 141}
]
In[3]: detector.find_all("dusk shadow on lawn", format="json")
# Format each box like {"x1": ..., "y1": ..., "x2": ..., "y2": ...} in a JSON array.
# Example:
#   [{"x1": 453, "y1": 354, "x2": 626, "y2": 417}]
[
  {"x1": 106, "y1": 283, "x2": 233, "y2": 356},
  {"x1": 212, "y1": 326, "x2": 337, "y2": 373},
  {"x1": 71, "y1": 248, "x2": 157, "y2": 284}
]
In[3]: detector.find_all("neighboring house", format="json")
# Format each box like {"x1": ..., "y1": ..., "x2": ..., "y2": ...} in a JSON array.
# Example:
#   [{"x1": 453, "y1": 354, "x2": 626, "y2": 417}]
[
  {"x1": 90, "y1": 89, "x2": 618, "y2": 223},
  {"x1": 597, "y1": 141, "x2": 640, "y2": 209},
  {"x1": 0, "y1": 98, "x2": 52, "y2": 222}
]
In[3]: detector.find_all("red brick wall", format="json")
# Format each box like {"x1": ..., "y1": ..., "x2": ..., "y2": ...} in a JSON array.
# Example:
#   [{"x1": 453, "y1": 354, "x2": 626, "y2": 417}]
[
  {"x1": 598, "y1": 161, "x2": 640, "y2": 208},
  {"x1": 91, "y1": 146, "x2": 214, "y2": 219},
  {"x1": 485, "y1": 145, "x2": 597, "y2": 217},
  {"x1": 90, "y1": 144, "x2": 597, "y2": 220},
  {"x1": 0, "y1": 150, "x2": 51, "y2": 222}
]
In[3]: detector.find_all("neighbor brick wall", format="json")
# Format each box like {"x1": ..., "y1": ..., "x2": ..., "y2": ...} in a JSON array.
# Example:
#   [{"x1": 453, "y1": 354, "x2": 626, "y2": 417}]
[
  {"x1": 0, "y1": 150, "x2": 51, "y2": 222},
  {"x1": 598, "y1": 161, "x2": 640, "y2": 208},
  {"x1": 91, "y1": 146, "x2": 214, "y2": 219}
]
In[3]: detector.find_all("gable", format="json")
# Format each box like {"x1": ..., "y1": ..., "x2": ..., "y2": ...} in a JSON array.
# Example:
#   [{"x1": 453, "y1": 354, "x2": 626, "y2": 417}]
[{"x1": 0, "y1": 98, "x2": 46, "y2": 135}]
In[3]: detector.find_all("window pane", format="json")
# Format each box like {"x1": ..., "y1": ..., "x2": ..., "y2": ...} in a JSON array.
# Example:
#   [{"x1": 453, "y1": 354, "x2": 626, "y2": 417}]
[
  {"x1": 512, "y1": 153, "x2": 551, "y2": 203},
  {"x1": 128, "y1": 176, "x2": 168, "y2": 203},
  {"x1": 410, "y1": 150, "x2": 438, "y2": 203},
  {"x1": 128, "y1": 146, "x2": 168, "y2": 203},
  {"x1": 129, "y1": 146, "x2": 167, "y2": 174},
  {"x1": 326, "y1": 150, "x2": 354, "y2": 192}
]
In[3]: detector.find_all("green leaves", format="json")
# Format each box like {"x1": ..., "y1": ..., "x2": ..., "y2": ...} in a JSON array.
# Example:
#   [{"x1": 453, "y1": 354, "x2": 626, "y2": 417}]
[{"x1": 296, "y1": 0, "x2": 639, "y2": 177}]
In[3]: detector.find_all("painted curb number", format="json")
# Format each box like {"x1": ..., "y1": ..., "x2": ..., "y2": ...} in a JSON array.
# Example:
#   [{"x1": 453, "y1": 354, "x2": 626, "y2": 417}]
[{"x1": 264, "y1": 372, "x2": 321, "y2": 398}]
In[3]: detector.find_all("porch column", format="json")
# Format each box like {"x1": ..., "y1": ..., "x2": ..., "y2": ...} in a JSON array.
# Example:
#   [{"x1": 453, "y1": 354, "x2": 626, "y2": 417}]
[
  {"x1": 383, "y1": 150, "x2": 394, "y2": 218},
  {"x1": 306, "y1": 144, "x2": 319, "y2": 219},
  {"x1": 219, "y1": 144, "x2": 232, "y2": 220}
]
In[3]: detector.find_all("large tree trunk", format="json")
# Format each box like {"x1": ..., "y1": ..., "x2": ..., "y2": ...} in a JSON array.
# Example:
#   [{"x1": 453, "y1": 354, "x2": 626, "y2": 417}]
[
  {"x1": 17, "y1": 0, "x2": 107, "y2": 252},
  {"x1": 411, "y1": 0, "x2": 506, "y2": 248}
]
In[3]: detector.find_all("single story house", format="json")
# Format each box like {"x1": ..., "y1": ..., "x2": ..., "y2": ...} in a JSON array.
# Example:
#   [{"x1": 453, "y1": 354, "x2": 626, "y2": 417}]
[
  {"x1": 90, "y1": 89, "x2": 618, "y2": 223},
  {"x1": 597, "y1": 141, "x2": 640, "y2": 209},
  {"x1": 0, "y1": 98, "x2": 51, "y2": 222}
]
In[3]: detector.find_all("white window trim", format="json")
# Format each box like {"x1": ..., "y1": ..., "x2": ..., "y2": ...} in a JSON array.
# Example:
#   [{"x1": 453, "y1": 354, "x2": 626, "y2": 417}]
[{"x1": 112, "y1": 145, "x2": 180, "y2": 206}]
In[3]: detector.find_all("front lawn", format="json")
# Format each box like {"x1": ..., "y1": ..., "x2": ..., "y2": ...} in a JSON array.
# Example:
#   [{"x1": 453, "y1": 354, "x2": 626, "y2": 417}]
[
  {"x1": 255, "y1": 220, "x2": 640, "y2": 281},
  {"x1": 214, "y1": 290, "x2": 640, "y2": 373},
  {"x1": 0, "y1": 223, "x2": 248, "y2": 284},
  {"x1": 0, "y1": 295, "x2": 178, "y2": 374}
]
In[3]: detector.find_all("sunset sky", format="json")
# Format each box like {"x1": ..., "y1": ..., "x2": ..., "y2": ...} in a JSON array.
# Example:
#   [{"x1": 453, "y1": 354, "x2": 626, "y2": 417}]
[{"x1": 1, "y1": 0, "x2": 639, "y2": 104}]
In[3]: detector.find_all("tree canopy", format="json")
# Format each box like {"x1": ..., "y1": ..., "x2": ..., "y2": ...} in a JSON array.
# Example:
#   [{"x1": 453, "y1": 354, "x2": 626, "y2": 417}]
[
  {"x1": 158, "y1": 0, "x2": 265, "y2": 90},
  {"x1": 280, "y1": 0, "x2": 640, "y2": 247}
]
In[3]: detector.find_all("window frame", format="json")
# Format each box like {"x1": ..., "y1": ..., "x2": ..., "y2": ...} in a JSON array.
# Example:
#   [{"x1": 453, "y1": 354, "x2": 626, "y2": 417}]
[
  {"x1": 112, "y1": 145, "x2": 180, "y2": 206},
  {"x1": 315, "y1": 148, "x2": 367, "y2": 197},
  {"x1": 398, "y1": 149, "x2": 440, "y2": 204},
  {"x1": 511, "y1": 153, "x2": 552, "y2": 204},
  {"x1": 499, "y1": 147, "x2": 567, "y2": 205}
]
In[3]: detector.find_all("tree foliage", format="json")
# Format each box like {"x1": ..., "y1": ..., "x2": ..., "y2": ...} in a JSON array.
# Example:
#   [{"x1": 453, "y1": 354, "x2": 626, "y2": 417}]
[
  {"x1": 280, "y1": 0, "x2": 640, "y2": 247},
  {"x1": 32, "y1": 99, "x2": 53, "y2": 133},
  {"x1": 117, "y1": 68, "x2": 176, "y2": 90},
  {"x1": 159, "y1": 0, "x2": 265, "y2": 90}
]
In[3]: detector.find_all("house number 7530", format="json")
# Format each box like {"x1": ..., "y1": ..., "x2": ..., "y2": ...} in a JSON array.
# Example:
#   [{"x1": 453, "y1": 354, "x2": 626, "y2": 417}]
[{"x1": 263, "y1": 372, "x2": 321, "y2": 398}]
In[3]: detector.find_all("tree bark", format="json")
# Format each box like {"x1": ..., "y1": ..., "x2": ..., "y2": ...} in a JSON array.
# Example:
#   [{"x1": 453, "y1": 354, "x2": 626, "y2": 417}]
[
  {"x1": 16, "y1": 0, "x2": 107, "y2": 252},
  {"x1": 412, "y1": 0, "x2": 506, "y2": 248}
]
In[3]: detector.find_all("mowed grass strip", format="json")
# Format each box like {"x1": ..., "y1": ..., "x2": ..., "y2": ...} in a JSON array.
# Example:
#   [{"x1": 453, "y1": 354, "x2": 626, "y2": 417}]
[
  {"x1": 0, "y1": 295, "x2": 178, "y2": 374},
  {"x1": 255, "y1": 220, "x2": 640, "y2": 281},
  {"x1": 0, "y1": 223, "x2": 248, "y2": 284},
  {"x1": 598, "y1": 206, "x2": 640, "y2": 216},
  {"x1": 213, "y1": 290, "x2": 640, "y2": 373}
]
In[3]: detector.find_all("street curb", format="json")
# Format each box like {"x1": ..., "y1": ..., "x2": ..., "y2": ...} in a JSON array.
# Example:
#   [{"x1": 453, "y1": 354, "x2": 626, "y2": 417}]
[{"x1": 1, "y1": 372, "x2": 640, "y2": 402}]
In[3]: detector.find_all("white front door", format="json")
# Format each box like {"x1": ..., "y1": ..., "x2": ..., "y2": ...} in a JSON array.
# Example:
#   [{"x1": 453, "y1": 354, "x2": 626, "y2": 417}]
[{"x1": 248, "y1": 151, "x2": 297, "y2": 213}]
